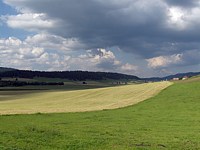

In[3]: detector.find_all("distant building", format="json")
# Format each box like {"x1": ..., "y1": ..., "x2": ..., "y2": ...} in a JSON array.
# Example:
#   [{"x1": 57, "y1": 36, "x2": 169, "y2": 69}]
[
  {"x1": 173, "y1": 78, "x2": 180, "y2": 81},
  {"x1": 182, "y1": 76, "x2": 189, "y2": 80}
]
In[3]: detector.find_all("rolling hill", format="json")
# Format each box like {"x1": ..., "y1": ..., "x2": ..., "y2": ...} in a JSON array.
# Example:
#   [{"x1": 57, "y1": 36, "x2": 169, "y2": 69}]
[
  {"x1": 0, "y1": 67, "x2": 140, "y2": 81},
  {"x1": 0, "y1": 74, "x2": 200, "y2": 149},
  {"x1": 0, "y1": 67, "x2": 16, "y2": 73},
  {"x1": 143, "y1": 71, "x2": 200, "y2": 81}
]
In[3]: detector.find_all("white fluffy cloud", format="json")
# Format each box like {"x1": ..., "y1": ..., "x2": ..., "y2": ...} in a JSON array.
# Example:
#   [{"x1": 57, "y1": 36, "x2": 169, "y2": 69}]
[
  {"x1": 121, "y1": 63, "x2": 138, "y2": 72},
  {"x1": 2, "y1": 13, "x2": 57, "y2": 32},
  {"x1": 166, "y1": 6, "x2": 200, "y2": 30},
  {"x1": 147, "y1": 54, "x2": 182, "y2": 69},
  {"x1": 0, "y1": 35, "x2": 71, "y2": 70},
  {"x1": 147, "y1": 50, "x2": 200, "y2": 69},
  {"x1": 74, "y1": 48, "x2": 138, "y2": 74},
  {"x1": 0, "y1": 36, "x2": 138, "y2": 74}
]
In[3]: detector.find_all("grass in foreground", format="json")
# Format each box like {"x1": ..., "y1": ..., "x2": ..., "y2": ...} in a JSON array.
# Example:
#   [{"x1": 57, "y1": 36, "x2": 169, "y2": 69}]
[
  {"x1": 0, "y1": 79, "x2": 200, "y2": 149},
  {"x1": 0, "y1": 82, "x2": 171, "y2": 114}
]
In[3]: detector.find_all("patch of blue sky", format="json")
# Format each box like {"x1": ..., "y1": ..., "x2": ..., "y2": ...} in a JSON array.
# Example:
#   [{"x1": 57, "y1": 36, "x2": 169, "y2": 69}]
[
  {"x1": 0, "y1": 1, "x2": 35, "y2": 39},
  {"x1": 0, "y1": 24, "x2": 36, "y2": 39},
  {"x1": 0, "y1": 0, "x2": 16, "y2": 15}
]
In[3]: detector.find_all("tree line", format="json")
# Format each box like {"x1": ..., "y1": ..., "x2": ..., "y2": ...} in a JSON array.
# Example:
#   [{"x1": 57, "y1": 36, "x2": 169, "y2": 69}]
[
  {"x1": 0, "y1": 70, "x2": 140, "y2": 81},
  {"x1": 0, "y1": 80, "x2": 64, "y2": 87}
]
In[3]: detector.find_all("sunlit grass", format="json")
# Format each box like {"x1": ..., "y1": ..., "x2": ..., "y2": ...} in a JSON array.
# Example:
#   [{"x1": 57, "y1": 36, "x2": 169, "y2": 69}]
[
  {"x1": 0, "y1": 80, "x2": 200, "y2": 149},
  {"x1": 0, "y1": 82, "x2": 171, "y2": 114}
]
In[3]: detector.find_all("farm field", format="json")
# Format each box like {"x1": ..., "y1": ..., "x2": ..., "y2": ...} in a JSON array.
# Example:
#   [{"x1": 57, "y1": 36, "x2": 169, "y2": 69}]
[
  {"x1": 0, "y1": 82, "x2": 171, "y2": 114},
  {"x1": 0, "y1": 78, "x2": 200, "y2": 149}
]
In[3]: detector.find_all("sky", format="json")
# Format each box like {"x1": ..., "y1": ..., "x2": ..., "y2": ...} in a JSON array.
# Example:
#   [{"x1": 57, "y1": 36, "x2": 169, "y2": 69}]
[{"x1": 0, "y1": 0, "x2": 200, "y2": 77}]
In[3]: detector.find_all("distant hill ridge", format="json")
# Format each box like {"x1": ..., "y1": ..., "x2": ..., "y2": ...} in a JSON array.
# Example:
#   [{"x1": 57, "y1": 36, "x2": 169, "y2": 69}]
[
  {"x1": 0, "y1": 67, "x2": 140, "y2": 81},
  {"x1": 143, "y1": 72, "x2": 200, "y2": 81},
  {"x1": 0, "y1": 67, "x2": 16, "y2": 73},
  {"x1": 1, "y1": 67, "x2": 199, "y2": 81}
]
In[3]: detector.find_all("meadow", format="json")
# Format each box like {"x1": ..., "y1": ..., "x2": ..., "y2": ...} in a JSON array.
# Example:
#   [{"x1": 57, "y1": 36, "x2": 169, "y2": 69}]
[
  {"x1": 0, "y1": 78, "x2": 200, "y2": 149},
  {"x1": 0, "y1": 82, "x2": 170, "y2": 114}
]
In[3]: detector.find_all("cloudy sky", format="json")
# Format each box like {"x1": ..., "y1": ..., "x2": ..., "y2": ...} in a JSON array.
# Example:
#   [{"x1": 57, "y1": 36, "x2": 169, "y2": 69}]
[{"x1": 0, "y1": 0, "x2": 200, "y2": 77}]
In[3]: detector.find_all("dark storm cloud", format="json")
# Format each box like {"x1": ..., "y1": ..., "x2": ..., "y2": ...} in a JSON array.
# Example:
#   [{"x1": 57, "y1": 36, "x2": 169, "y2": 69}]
[
  {"x1": 3, "y1": 0, "x2": 200, "y2": 59},
  {"x1": 181, "y1": 50, "x2": 200, "y2": 66},
  {"x1": 165, "y1": 0, "x2": 198, "y2": 7}
]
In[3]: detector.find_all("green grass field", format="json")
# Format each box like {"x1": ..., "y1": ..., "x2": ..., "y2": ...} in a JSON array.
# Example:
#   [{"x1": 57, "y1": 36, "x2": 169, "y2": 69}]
[
  {"x1": 0, "y1": 82, "x2": 171, "y2": 114},
  {"x1": 0, "y1": 77, "x2": 200, "y2": 149}
]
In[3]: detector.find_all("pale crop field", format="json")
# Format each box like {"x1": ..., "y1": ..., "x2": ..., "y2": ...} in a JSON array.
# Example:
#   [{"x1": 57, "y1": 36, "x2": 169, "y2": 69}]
[{"x1": 0, "y1": 82, "x2": 172, "y2": 115}]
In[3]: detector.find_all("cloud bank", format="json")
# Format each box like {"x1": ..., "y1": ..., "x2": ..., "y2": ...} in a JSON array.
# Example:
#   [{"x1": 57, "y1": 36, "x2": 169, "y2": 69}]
[
  {"x1": 1, "y1": 0, "x2": 200, "y2": 77},
  {"x1": 0, "y1": 35, "x2": 137, "y2": 74}
]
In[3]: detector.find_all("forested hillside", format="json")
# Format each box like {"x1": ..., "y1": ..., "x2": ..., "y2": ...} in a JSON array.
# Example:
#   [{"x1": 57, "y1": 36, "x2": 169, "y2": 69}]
[{"x1": 0, "y1": 67, "x2": 140, "y2": 81}]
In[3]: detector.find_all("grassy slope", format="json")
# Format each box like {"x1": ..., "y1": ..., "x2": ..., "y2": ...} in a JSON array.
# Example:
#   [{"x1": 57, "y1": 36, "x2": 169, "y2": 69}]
[
  {"x1": 0, "y1": 82, "x2": 171, "y2": 114},
  {"x1": 0, "y1": 78, "x2": 200, "y2": 149},
  {"x1": 175, "y1": 75, "x2": 200, "y2": 83}
]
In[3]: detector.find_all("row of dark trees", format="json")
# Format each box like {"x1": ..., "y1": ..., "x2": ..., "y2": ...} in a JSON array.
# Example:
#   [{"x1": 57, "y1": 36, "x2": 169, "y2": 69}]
[
  {"x1": 0, "y1": 70, "x2": 140, "y2": 81},
  {"x1": 0, "y1": 80, "x2": 64, "y2": 87}
]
